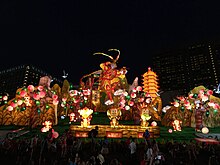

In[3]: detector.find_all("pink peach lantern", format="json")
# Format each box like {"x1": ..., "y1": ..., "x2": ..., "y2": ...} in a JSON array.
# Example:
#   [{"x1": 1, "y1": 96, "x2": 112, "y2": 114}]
[
  {"x1": 27, "y1": 85, "x2": 35, "y2": 92},
  {"x1": 189, "y1": 93, "x2": 193, "y2": 99},
  {"x1": 83, "y1": 89, "x2": 91, "y2": 95},
  {"x1": 145, "y1": 93, "x2": 151, "y2": 97},
  {"x1": 61, "y1": 103, "x2": 65, "y2": 107},
  {"x1": 132, "y1": 87, "x2": 137, "y2": 92},
  {"x1": 52, "y1": 94, "x2": 58, "y2": 100},
  {"x1": 33, "y1": 93, "x2": 40, "y2": 100},
  {"x1": 214, "y1": 103, "x2": 220, "y2": 109},
  {"x1": 199, "y1": 89, "x2": 204, "y2": 95},
  {"x1": 20, "y1": 90, "x2": 27, "y2": 97},
  {"x1": 129, "y1": 101, "x2": 134, "y2": 106},
  {"x1": 173, "y1": 102, "x2": 180, "y2": 107},
  {"x1": 53, "y1": 99, "x2": 59, "y2": 105},
  {"x1": 151, "y1": 121, "x2": 157, "y2": 126},
  {"x1": 125, "y1": 105, "x2": 130, "y2": 110},
  {"x1": 168, "y1": 129, "x2": 173, "y2": 133},
  {"x1": 120, "y1": 99, "x2": 126, "y2": 104},
  {"x1": 37, "y1": 86, "x2": 44, "y2": 91},
  {"x1": 39, "y1": 91, "x2": 46, "y2": 98},
  {"x1": 3, "y1": 95, "x2": 8, "y2": 101},
  {"x1": 136, "y1": 86, "x2": 142, "y2": 91},
  {"x1": 202, "y1": 95, "x2": 209, "y2": 102},
  {"x1": 62, "y1": 98, "x2": 67, "y2": 102},
  {"x1": 7, "y1": 106, "x2": 13, "y2": 111},
  {"x1": 139, "y1": 97, "x2": 145, "y2": 102},
  {"x1": 130, "y1": 92, "x2": 136, "y2": 98},
  {"x1": 120, "y1": 103, "x2": 125, "y2": 108},
  {"x1": 201, "y1": 127, "x2": 209, "y2": 134},
  {"x1": 17, "y1": 100, "x2": 23, "y2": 105},
  {"x1": 207, "y1": 90, "x2": 213, "y2": 95},
  {"x1": 123, "y1": 91, "x2": 128, "y2": 96},
  {"x1": 10, "y1": 102, "x2": 17, "y2": 108},
  {"x1": 52, "y1": 131, "x2": 59, "y2": 138}
]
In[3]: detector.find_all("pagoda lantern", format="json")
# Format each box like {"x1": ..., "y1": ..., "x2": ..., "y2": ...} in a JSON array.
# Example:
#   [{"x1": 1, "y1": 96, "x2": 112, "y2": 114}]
[{"x1": 142, "y1": 67, "x2": 159, "y2": 100}]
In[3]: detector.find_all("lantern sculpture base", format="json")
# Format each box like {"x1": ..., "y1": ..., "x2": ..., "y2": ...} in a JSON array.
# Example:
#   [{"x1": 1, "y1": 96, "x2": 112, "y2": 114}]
[
  {"x1": 141, "y1": 120, "x2": 150, "y2": 127},
  {"x1": 69, "y1": 125, "x2": 160, "y2": 138},
  {"x1": 80, "y1": 118, "x2": 91, "y2": 128},
  {"x1": 110, "y1": 118, "x2": 119, "y2": 128}
]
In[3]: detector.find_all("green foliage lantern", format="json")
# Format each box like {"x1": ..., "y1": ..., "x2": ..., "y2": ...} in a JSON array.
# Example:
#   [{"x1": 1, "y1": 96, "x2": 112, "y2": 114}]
[
  {"x1": 205, "y1": 110, "x2": 210, "y2": 117},
  {"x1": 193, "y1": 93, "x2": 198, "y2": 98}
]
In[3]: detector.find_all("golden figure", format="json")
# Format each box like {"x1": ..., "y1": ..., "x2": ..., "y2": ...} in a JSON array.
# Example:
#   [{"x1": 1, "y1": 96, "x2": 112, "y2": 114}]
[
  {"x1": 139, "y1": 102, "x2": 152, "y2": 127},
  {"x1": 107, "y1": 107, "x2": 122, "y2": 127},
  {"x1": 78, "y1": 107, "x2": 93, "y2": 127}
]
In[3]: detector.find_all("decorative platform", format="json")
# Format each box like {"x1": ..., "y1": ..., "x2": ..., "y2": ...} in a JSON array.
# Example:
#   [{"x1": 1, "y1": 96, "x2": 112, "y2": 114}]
[{"x1": 69, "y1": 124, "x2": 160, "y2": 138}]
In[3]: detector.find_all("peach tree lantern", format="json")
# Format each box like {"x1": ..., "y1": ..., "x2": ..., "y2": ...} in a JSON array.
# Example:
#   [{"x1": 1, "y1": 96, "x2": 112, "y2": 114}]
[
  {"x1": 0, "y1": 93, "x2": 9, "y2": 106},
  {"x1": 61, "y1": 88, "x2": 91, "y2": 119},
  {"x1": 172, "y1": 87, "x2": 220, "y2": 130},
  {"x1": 3, "y1": 84, "x2": 58, "y2": 127},
  {"x1": 78, "y1": 107, "x2": 93, "y2": 127}
]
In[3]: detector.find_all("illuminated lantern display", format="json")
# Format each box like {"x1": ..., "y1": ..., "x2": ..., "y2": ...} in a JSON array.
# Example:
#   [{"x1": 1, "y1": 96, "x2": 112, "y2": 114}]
[
  {"x1": 142, "y1": 67, "x2": 159, "y2": 101},
  {"x1": 151, "y1": 121, "x2": 157, "y2": 126},
  {"x1": 168, "y1": 129, "x2": 173, "y2": 133},
  {"x1": 92, "y1": 90, "x2": 100, "y2": 108},
  {"x1": 27, "y1": 85, "x2": 35, "y2": 92},
  {"x1": 172, "y1": 119, "x2": 182, "y2": 131},
  {"x1": 41, "y1": 120, "x2": 52, "y2": 132},
  {"x1": 140, "y1": 107, "x2": 151, "y2": 127},
  {"x1": 69, "y1": 112, "x2": 76, "y2": 122},
  {"x1": 51, "y1": 129, "x2": 59, "y2": 138},
  {"x1": 107, "y1": 107, "x2": 122, "y2": 127},
  {"x1": 78, "y1": 107, "x2": 93, "y2": 127},
  {"x1": 201, "y1": 126, "x2": 209, "y2": 134},
  {"x1": 24, "y1": 96, "x2": 32, "y2": 106},
  {"x1": 3, "y1": 95, "x2": 8, "y2": 101}
]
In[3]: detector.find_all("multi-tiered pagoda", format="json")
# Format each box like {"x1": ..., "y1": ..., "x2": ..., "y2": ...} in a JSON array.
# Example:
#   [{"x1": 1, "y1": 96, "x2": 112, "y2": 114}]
[{"x1": 142, "y1": 67, "x2": 159, "y2": 100}]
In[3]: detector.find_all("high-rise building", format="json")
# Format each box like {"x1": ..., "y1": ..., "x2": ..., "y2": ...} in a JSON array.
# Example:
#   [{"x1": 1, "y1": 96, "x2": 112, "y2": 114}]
[
  {"x1": 152, "y1": 42, "x2": 220, "y2": 95},
  {"x1": 0, "y1": 65, "x2": 63, "y2": 99}
]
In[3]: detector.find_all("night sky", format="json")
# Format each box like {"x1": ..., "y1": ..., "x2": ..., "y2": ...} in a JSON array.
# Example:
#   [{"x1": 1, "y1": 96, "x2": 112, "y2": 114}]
[{"x1": 1, "y1": 0, "x2": 220, "y2": 85}]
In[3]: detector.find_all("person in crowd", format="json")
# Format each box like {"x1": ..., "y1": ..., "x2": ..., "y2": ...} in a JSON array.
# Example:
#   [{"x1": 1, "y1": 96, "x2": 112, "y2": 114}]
[
  {"x1": 129, "y1": 137, "x2": 138, "y2": 165},
  {"x1": 143, "y1": 129, "x2": 151, "y2": 146},
  {"x1": 146, "y1": 144, "x2": 153, "y2": 165},
  {"x1": 88, "y1": 126, "x2": 99, "y2": 139}
]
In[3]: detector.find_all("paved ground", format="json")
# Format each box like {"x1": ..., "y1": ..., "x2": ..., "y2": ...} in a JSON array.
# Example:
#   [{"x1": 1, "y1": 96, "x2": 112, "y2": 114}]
[
  {"x1": 0, "y1": 130, "x2": 11, "y2": 138},
  {"x1": 195, "y1": 132, "x2": 220, "y2": 140},
  {"x1": 0, "y1": 127, "x2": 29, "y2": 139}
]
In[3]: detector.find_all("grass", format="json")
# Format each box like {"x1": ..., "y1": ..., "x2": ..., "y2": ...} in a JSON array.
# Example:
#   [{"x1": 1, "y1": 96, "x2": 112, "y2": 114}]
[{"x1": 1, "y1": 112, "x2": 220, "y2": 142}]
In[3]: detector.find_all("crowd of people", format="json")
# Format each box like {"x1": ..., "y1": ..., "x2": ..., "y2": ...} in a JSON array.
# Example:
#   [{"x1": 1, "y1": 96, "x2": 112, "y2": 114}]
[{"x1": 0, "y1": 127, "x2": 220, "y2": 165}]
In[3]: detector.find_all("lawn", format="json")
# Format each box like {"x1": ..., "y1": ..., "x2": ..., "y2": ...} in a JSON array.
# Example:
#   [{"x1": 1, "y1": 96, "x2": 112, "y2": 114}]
[{"x1": 1, "y1": 111, "x2": 220, "y2": 143}]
